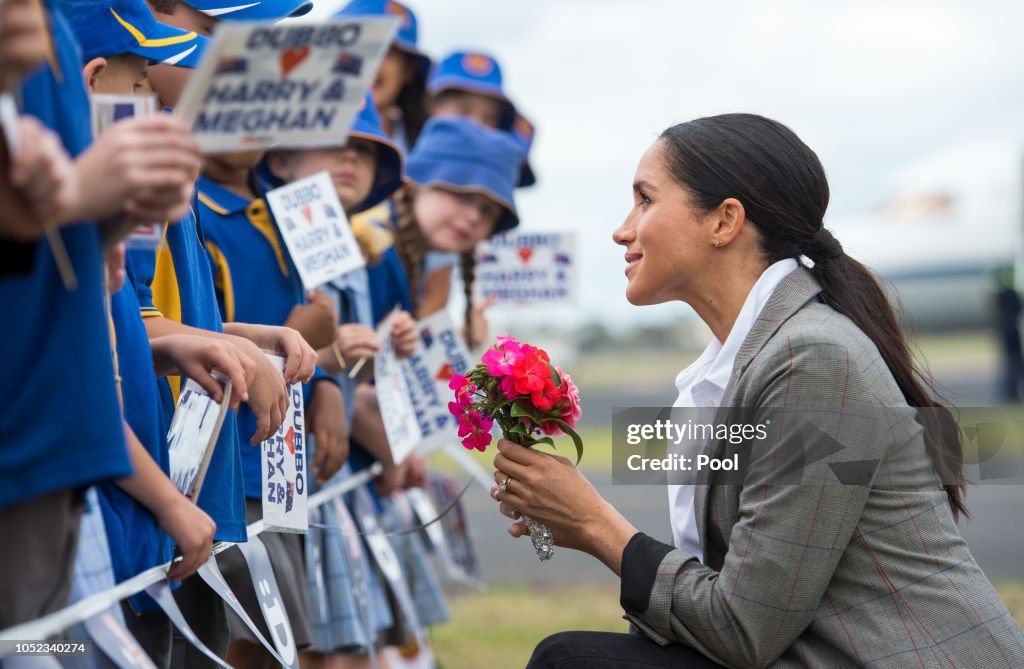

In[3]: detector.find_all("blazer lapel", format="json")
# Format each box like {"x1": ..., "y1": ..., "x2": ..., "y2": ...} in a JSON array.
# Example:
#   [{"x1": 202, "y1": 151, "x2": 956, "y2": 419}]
[{"x1": 693, "y1": 265, "x2": 822, "y2": 562}]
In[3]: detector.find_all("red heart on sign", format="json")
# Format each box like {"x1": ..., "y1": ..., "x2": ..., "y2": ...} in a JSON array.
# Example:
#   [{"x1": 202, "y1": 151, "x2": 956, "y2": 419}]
[
  {"x1": 285, "y1": 426, "x2": 295, "y2": 455},
  {"x1": 280, "y1": 47, "x2": 311, "y2": 77},
  {"x1": 517, "y1": 247, "x2": 533, "y2": 263},
  {"x1": 301, "y1": 205, "x2": 313, "y2": 224},
  {"x1": 435, "y1": 363, "x2": 453, "y2": 382}
]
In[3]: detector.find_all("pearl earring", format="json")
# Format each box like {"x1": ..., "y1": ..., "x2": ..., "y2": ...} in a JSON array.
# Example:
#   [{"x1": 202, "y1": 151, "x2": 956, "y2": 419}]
[{"x1": 713, "y1": 239, "x2": 722, "y2": 247}]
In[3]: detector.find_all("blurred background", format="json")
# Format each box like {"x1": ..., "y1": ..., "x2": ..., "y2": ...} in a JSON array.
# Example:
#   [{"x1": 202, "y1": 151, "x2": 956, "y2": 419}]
[{"x1": 314, "y1": 1, "x2": 1024, "y2": 666}]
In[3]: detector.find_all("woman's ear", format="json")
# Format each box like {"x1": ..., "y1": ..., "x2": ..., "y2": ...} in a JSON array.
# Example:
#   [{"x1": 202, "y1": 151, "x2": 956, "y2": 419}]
[
  {"x1": 82, "y1": 57, "x2": 108, "y2": 94},
  {"x1": 710, "y1": 197, "x2": 746, "y2": 245}
]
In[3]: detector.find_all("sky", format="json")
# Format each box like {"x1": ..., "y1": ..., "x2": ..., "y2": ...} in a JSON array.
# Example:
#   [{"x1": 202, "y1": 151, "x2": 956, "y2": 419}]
[{"x1": 311, "y1": 0, "x2": 1024, "y2": 332}]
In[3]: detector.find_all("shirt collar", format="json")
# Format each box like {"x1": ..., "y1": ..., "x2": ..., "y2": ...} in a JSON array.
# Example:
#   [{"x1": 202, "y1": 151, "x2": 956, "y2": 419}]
[
  {"x1": 679, "y1": 258, "x2": 800, "y2": 395},
  {"x1": 197, "y1": 175, "x2": 253, "y2": 215}
]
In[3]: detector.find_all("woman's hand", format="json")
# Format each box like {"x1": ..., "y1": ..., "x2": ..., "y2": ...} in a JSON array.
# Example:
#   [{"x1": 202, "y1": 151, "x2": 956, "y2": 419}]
[{"x1": 492, "y1": 439, "x2": 637, "y2": 574}]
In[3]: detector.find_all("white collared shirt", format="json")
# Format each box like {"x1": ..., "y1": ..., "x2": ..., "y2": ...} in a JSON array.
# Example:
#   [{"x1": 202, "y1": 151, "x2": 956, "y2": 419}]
[{"x1": 668, "y1": 258, "x2": 799, "y2": 558}]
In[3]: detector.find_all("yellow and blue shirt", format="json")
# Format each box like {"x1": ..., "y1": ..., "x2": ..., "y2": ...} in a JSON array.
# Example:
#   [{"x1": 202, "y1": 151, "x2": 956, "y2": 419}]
[
  {"x1": 0, "y1": 4, "x2": 130, "y2": 507},
  {"x1": 198, "y1": 175, "x2": 331, "y2": 500},
  {"x1": 124, "y1": 202, "x2": 246, "y2": 542},
  {"x1": 99, "y1": 285, "x2": 170, "y2": 612},
  {"x1": 350, "y1": 202, "x2": 413, "y2": 326}
]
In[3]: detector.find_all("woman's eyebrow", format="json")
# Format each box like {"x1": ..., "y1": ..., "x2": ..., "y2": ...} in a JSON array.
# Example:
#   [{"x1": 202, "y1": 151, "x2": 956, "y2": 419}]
[{"x1": 633, "y1": 180, "x2": 657, "y2": 193}]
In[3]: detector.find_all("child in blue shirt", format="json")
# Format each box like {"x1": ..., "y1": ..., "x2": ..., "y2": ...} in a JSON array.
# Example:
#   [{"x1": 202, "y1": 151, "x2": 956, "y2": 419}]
[{"x1": 0, "y1": 0, "x2": 199, "y2": 630}]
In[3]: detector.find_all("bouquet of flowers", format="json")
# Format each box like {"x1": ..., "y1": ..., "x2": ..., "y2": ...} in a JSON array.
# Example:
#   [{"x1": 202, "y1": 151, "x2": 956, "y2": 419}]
[{"x1": 448, "y1": 336, "x2": 583, "y2": 560}]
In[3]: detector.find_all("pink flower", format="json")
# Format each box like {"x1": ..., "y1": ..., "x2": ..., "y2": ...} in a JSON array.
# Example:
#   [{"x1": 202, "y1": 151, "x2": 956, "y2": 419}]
[
  {"x1": 449, "y1": 374, "x2": 475, "y2": 409},
  {"x1": 457, "y1": 410, "x2": 494, "y2": 452},
  {"x1": 557, "y1": 368, "x2": 583, "y2": 427},
  {"x1": 481, "y1": 341, "x2": 522, "y2": 377}
]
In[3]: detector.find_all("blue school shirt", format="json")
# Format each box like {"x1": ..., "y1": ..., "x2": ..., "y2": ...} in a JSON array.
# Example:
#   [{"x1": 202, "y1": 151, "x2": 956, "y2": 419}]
[
  {"x1": 124, "y1": 205, "x2": 247, "y2": 542},
  {"x1": 198, "y1": 176, "x2": 327, "y2": 500},
  {"x1": 0, "y1": 5, "x2": 130, "y2": 508},
  {"x1": 98, "y1": 286, "x2": 170, "y2": 612}
]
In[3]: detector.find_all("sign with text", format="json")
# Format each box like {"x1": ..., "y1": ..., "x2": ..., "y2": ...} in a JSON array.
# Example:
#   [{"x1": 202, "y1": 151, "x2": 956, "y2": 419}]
[
  {"x1": 261, "y1": 354, "x2": 308, "y2": 533},
  {"x1": 474, "y1": 231, "x2": 577, "y2": 305},
  {"x1": 373, "y1": 312, "x2": 422, "y2": 465},
  {"x1": 266, "y1": 170, "x2": 365, "y2": 290},
  {"x1": 399, "y1": 311, "x2": 472, "y2": 450},
  {"x1": 175, "y1": 18, "x2": 397, "y2": 153},
  {"x1": 167, "y1": 376, "x2": 232, "y2": 502},
  {"x1": 90, "y1": 93, "x2": 163, "y2": 250}
]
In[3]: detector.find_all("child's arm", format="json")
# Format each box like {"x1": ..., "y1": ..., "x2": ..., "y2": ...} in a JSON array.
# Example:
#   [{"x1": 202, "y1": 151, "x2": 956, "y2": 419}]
[
  {"x1": 143, "y1": 316, "x2": 288, "y2": 444},
  {"x1": 307, "y1": 379, "x2": 348, "y2": 485},
  {"x1": 114, "y1": 420, "x2": 216, "y2": 583},
  {"x1": 349, "y1": 384, "x2": 401, "y2": 495},
  {"x1": 148, "y1": 333, "x2": 253, "y2": 409}
]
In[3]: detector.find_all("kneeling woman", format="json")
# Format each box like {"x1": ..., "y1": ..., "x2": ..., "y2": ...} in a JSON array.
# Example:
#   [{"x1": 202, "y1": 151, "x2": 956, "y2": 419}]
[{"x1": 492, "y1": 114, "x2": 1024, "y2": 668}]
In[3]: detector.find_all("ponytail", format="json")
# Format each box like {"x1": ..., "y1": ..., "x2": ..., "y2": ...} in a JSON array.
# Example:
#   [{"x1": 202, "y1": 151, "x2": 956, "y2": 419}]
[{"x1": 391, "y1": 186, "x2": 427, "y2": 316}]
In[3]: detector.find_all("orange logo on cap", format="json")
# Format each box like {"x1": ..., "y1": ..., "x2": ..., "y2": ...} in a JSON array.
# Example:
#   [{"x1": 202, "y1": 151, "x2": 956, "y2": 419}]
[
  {"x1": 462, "y1": 53, "x2": 494, "y2": 76},
  {"x1": 386, "y1": 1, "x2": 411, "y2": 29}
]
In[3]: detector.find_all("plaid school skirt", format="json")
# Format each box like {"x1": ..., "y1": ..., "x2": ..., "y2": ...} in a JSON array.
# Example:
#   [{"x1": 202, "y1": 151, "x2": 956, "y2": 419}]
[
  {"x1": 378, "y1": 492, "x2": 450, "y2": 629},
  {"x1": 304, "y1": 466, "x2": 392, "y2": 653}
]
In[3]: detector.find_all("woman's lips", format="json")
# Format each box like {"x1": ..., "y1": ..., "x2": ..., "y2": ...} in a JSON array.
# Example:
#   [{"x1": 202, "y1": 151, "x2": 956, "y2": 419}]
[{"x1": 625, "y1": 252, "x2": 642, "y2": 276}]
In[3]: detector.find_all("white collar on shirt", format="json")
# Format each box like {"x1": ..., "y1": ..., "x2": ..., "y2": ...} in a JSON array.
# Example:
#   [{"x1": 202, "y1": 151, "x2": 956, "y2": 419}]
[{"x1": 675, "y1": 258, "x2": 799, "y2": 408}]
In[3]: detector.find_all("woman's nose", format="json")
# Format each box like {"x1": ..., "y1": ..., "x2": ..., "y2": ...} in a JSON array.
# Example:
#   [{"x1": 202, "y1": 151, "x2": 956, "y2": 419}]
[{"x1": 613, "y1": 215, "x2": 635, "y2": 246}]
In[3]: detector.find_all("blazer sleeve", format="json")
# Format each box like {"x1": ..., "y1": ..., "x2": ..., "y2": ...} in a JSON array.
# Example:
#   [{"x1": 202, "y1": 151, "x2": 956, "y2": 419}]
[{"x1": 622, "y1": 336, "x2": 893, "y2": 668}]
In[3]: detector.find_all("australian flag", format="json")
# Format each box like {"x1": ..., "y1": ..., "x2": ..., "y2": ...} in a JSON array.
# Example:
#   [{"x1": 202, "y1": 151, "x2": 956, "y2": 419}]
[
  {"x1": 554, "y1": 253, "x2": 573, "y2": 265},
  {"x1": 322, "y1": 202, "x2": 339, "y2": 219},
  {"x1": 332, "y1": 52, "x2": 363, "y2": 76},
  {"x1": 478, "y1": 253, "x2": 498, "y2": 263},
  {"x1": 420, "y1": 327, "x2": 434, "y2": 349}
]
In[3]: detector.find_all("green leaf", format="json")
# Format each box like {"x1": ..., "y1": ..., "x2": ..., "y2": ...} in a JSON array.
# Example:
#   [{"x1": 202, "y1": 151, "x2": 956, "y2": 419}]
[
  {"x1": 508, "y1": 422, "x2": 528, "y2": 435},
  {"x1": 509, "y1": 402, "x2": 533, "y2": 418},
  {"x1": 550, "y1": 420, "x2": 583, "y2": 465}
]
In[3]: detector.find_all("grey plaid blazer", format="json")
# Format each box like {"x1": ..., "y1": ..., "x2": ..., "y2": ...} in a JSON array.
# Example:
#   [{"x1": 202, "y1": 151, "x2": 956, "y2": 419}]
[{"x1": 625, "y1": 266, "x2": 1024, "y2": 668}]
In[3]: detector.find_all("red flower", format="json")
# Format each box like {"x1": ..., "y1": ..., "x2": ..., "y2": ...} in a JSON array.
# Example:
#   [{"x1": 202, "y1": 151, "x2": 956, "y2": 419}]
[
  {"x1": 499, "y1": 351, "x2": 551, "y2": 400},
  {"x1": 457, "y1": 410, "x2": 493, "y2": 452},
  {"x1": 531, "y1": 377, "x2": 562, "y2": 412}
]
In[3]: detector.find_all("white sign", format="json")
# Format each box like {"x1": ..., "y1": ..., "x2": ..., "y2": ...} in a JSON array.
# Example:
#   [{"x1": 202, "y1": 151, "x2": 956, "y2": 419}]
[
  {"x1": 399, "y1": 311, "x2": 472, "y2": 450},
  {"x1": 260, "y1": 354, "x2": 308, "y2": 533},
  {"x1": 174, "y1": 18, "x2": 398, "y2": 154},
  {"x1": 167, "y1": 376, "x2": 232, "y2": 502},
  {"x1": 265, "y1": 170, "x2": 365, "y2": 290},
  {"x1": 373, "y1": 312, "x2": 422, "y2": 465},
  {"x1": 90, "y1": 94, "x2": 163, "y2": 250},
  {"x1": 475, "y1": 231, "x2": 577, "y2": 305}
]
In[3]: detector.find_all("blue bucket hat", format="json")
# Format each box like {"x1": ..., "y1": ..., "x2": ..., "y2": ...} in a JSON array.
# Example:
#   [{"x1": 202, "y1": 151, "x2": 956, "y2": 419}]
[
  {"x1": 348, "y1": 92, "x2": 404, "y2": 213},
  {"x1": 184, "y1": 0, "x2": 312, "y2": 20},
  {"x1": 336, "y1": 0, "x2": 431, "y2": 81},
  {"x1": 406, "y1": 116, "x2": 525, "y2": 235},
  {"x1": 428, "y1": 51, "x2": 516, "y2": 130},
  {"x1": 62, "y1": 0, "x2": 208, "y2": 68},
  {"x1": 509, "y1": 112, "x2": 537, "y2": 188}
]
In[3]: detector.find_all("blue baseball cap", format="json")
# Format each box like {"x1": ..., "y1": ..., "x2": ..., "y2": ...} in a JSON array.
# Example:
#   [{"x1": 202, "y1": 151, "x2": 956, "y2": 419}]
[
  {"x1": 509, "y1": 112, "x2": 537, "y2": 188},
  {"x1": 184, "y1": 0, "x2": 313, "y2": 21},
  {"x1": 335, "y1": 0, "x2": 431, "y2": 80},
  {"x1": 62, "y1": 0, "x2": 208, "y2": 68},
  {"x1": 428, "y1": 51, "x2": 516, "y2": 130},
  {"x1": 349, "y1": 92, "x2": 404, "y2": 213},
  {"x1": 406, "y1": 116, "x2": 525, "y2": 235}
]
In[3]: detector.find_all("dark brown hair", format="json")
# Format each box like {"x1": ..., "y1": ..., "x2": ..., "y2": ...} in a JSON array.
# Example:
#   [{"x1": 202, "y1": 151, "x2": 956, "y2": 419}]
[{"x1": 659, "y1": 113, "x2": 968, "y2": 519}]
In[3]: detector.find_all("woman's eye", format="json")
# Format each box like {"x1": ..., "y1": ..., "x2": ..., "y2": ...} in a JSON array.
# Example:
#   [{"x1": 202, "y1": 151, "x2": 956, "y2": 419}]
[{"x1": 637, "y1": 191, "x2": 651, "y2": 206}]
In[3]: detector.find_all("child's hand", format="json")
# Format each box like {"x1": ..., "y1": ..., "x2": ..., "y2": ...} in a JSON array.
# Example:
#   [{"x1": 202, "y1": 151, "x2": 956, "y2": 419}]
[
  {"x1": 308, "y1": 380, "x2": 348, "y2": 485},
  {"x1": 284, "y1": 290, "x2": 338, "y2": 350},
  {"x1": 463, "y1": 295, "x2": 497, "y2": 349},
  {"x1": 335, "y1": 323, "x2": 380, "y2": 364},
  {"x1": 1, "y1": 113, "x2": 76, "y2": 230},
  {"x1": 222, "y1": 333, "x2": 290, "y2": 443},
  {"x1": 401, "y1": 452, "x2": 428, "y2": 490},
  {"x1": 157, "y1": 494, "x2": 216, "y2": 583},
  {"x1": 391, "y1": 310, "x2": 419, "y2": 359},
  {"x1": 149, "y1": 334, "x2": 254, "y2": 410},
  {"x1": 227, "y1": 323, "x2": 318, "y2": 385},
  {"x1": 104, "y1": 243, "x2": 126, "y2": 294},
  {"x1": 65, "y1": 115, "x2": 201, "y2": 226},
  {"x1": 0, "y1": 0, "x2": 49, "y2": 83}
]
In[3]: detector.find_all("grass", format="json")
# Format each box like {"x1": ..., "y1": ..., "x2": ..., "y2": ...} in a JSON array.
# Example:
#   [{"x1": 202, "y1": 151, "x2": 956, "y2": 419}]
[{"x1": 430, "y1": 583, "x2": 1024, "y2": 669}]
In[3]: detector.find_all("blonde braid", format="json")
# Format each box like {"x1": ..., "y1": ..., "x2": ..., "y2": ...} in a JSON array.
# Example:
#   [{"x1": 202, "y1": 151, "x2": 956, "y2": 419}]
[
  {"x1": 391, "y1": 186, "x2": 428, "y2": 315},
  {"x1": 461, "y1": 250, "x2": 478, "y2": 348}
]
